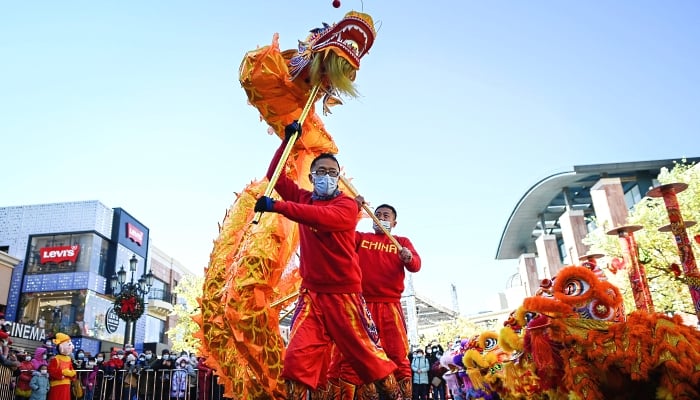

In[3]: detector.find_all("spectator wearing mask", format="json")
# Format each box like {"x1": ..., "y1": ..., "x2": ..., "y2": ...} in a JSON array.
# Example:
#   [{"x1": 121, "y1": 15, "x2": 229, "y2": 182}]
[
  {"x1": 94, "y1": 353, "x2": 105, "y2": 366},
  {"x1": 411, "y1": 348, "x2": 430, "y2": 400},
  {"x1": 73, "y1": 349, "x2": 86, "y2": 370},
  {"x1": 102, "y1": 349, "x2": 125, "y2": 400},
  {"x1": 31, "y1": 347, "x2": 48, "y2": 371},
  {"x1": 82, "y1": 357, "x2": 99, "y2": 400},
  {"x1": 138, "y1": 350, "x2": 158, "y2": 400},
  {"x1": 153, "y1": 349, "x2": 175, "y2": 400},
  {"x1": 103, "y1": 350, "x2": 125, "y2": 373},
  {"x1": 123, "y1": 344, "x2": 138, "y2": 360},
  {"x1": 188, "y1": 353, "x2": 198, "y2": 369},
  {"x1": 29, "y1": 365, "x2": 50, "y2": 400},
  {"x1": 16, "y1": 351, "x2": 35, "y2": 400},
  {"x1": 124, "y1": 353, "x2": 139, "y2": 374},
  {"x1": 141, "y1": 350, "x2": 157, "y2": 369},
  {"x1": 170, "y1": 357, "x2": 192, "y2": 400},
  {"x1": 426, "y1": 341, "x2": 447, "y2": 400},
  {"x1": 121, "y1": 354, "x2": 139, "y2": 400}
]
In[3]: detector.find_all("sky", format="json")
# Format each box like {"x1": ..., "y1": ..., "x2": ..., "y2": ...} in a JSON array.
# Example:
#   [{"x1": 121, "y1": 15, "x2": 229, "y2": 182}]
[{"x1": 2, "y1": 1, "x2": 700, "y2": 316}]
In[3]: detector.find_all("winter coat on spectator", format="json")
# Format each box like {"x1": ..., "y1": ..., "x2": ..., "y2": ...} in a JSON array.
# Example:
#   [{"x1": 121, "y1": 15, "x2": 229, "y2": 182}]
[
  {"x1": 170, "y1": 359, "x2": 190, "y2": 400},
  {"x1": 31, "y1": 348, "x2": 48, "y2": 371},
  {"x1": 16, "y1": 359, "x2": 35, "y2": 397},
  {"x1": 29, "y1": 370, "x2": 50, "y2": 400},
  {"x1": 411, "y1": 353, "x2": 430, "y2": 384}
]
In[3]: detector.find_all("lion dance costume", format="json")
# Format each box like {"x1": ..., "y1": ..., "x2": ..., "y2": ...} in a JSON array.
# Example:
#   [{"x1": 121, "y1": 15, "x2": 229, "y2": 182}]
[
  {"x1": 195, "y1": 11, "x2": 377, "y2": 400},
  {"x1": 468, "y1": 264, "x2": 700, "y2": 400},
  {"x1": 47, "y1": 333, "x2": 75, "y2": 400}
]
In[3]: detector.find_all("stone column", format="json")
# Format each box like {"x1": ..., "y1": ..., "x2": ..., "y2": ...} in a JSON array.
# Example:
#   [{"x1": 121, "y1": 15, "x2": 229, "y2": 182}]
[
  {"x1": 590, "y1": 177, "x2": 629, "y2": 230},
  {"x1": 518, "y1": 253, "x2": 539, "y2": 297},
  {"x1": 558, "y1": 210, "x2": 588, "y2": 264},
  {"x1": 535, "y1": 234, "x2": 562, "y2": 279}
]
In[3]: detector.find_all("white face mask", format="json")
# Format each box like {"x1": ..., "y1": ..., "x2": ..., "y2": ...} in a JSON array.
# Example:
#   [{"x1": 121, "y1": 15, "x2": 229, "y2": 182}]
[
  {"x1": 96, "y1": 358, "x2": 103, "y2": 362},
  {"x1": 40, "y1": 370, "x2": 48, "y2": 375},
  {"x1": 312, "y1": 175, "x2": 339, "y2": 197},
  {"x1": 372, "y1": 220, "x2": 392, "y2": 232},
  {"x1": 145, "y1": 354, "x2": 152, "y2": 360},
  {"x1": 25, "y1": 356, "x2": 32, "y2": 361}
]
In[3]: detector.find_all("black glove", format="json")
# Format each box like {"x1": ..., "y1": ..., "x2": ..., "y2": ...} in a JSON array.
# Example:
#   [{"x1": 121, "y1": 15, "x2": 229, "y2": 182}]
[
  {"x1": 284, "y1": 120, "x2": 302, "y2": 142},
  {"x1": 254, "y1": 196, "x2": 276, "y2": 213}
]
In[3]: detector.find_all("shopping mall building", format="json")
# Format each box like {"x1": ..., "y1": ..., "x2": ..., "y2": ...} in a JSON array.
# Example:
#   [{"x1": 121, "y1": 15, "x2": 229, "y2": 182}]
[{"x1": 0, "y1": 200, "x2": 190, "y2": 356}]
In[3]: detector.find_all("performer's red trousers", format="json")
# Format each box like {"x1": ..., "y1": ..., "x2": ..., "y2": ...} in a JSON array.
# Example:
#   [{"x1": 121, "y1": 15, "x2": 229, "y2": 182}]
[
  {"x1": 281, "y1": 290, "x2": 397, "y2": 389},
  {"x1": 328, "y1": 301, "x2": 410, "y2": 384}
]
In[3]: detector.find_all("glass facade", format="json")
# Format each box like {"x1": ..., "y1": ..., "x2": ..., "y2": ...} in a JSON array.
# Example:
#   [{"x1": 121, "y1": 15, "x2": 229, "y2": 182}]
[
  {"x1": 25, "y1": 232, "x2": 109, "y2": 275},
  {"x1": 18, "y1": 290, "x2": 86, "y2": 336}
]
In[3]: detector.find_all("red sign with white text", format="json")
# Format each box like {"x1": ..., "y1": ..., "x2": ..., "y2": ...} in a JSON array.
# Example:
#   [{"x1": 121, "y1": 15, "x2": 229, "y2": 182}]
[
  {"x1": 39, "y1": 245, "x2": 80, "y2": 264},
  {"x1": 126, "y1": 223, "x2": 144, "y2": 246}
]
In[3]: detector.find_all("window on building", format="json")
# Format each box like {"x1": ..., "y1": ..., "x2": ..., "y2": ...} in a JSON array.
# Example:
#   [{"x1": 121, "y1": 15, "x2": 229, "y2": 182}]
[
  {"x1": 25, "y1": 232, "x2": 109, "y2": 275},
  {"x1": 19, "y1": 291, "x2": 87, "y2": 337},
  {"x1": 624, "y1": 184, "x2": 642, "y2": 209},
  {"x1": 586, "y1": 218, "x2": 597, "y2": 233},
  {"x1": 557, "y1": 238, "x2": 566, "y2": 264},
  {"x1": 145, "y1": 315, "x2": 166, "y2": 344}
]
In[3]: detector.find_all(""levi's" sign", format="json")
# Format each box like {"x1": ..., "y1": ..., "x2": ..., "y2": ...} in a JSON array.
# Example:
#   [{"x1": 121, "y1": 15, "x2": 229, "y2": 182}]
[
  {"x1": 126, "y1": 223, "x2": 144, "y2": 246},
  {"x1": 39, "y1": 245, "x2": 80, "y2": 264}
]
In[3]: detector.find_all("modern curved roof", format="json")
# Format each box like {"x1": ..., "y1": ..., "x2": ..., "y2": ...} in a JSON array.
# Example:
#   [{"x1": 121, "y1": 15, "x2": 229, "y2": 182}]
[{"x1": 496, "y1": 157, "x2": 700, "y2": 260}]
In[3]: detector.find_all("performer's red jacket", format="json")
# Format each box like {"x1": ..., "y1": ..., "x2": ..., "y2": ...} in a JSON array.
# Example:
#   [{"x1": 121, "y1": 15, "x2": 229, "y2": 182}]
[
  {"x1": 267, "y1": 142, "x2": 362, "y2": 294},
  {"x1": 355, "y1": 231, "x2": 422, "y2": 302}
]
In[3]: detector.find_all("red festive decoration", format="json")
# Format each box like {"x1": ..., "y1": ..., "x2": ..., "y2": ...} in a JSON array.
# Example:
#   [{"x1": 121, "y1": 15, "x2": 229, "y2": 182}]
[
  {"x1": 694, "y1": 234, "x2": 700, "y2": 245},
  {"x1": 610, "y1": 257, "x2": 625, "y2": 273},
  {"x1": 113, "y1": 291, "x2": 145, "y2": 321},
  {"x1": 332, "y1": 0, "x2": 341, "y2": 8}
]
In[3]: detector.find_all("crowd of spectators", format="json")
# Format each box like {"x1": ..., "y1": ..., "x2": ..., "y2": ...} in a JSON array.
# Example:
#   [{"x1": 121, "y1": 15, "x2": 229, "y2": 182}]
[{"x1": 0, "y1": 321, "x2": 218, "y2": 400}]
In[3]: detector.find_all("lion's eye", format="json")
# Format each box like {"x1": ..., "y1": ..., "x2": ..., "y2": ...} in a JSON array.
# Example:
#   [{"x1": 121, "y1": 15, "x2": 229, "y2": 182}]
[
  {"x1": 483, "y1": 337, "x2": 498, "y2": 351},
  {"x1": 563, "y1": 278, "x2": 589, "y2": 296}
]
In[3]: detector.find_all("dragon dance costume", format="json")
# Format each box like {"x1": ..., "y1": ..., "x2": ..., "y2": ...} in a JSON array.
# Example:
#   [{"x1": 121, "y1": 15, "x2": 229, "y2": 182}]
[{"x1": 196, "y1": 10, "x2": 397, "y2": 400}]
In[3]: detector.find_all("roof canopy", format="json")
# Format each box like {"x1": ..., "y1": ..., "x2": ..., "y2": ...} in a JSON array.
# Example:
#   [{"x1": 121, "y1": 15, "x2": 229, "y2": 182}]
[{"x1": 496, "y1": 157, "x2": 700, "y2": 260}]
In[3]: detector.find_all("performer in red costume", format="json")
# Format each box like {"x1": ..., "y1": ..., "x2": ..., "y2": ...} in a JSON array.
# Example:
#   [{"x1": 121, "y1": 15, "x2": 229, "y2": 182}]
[
  {"x1": 255, "y1": 127, "x2": 400, "y2": 400},
  {"x1": 328, "y1": 203, "x2": 421, "y2": 399},
  {"x1": 47, "y1": 333, "x2": 76, "y2": 400}
]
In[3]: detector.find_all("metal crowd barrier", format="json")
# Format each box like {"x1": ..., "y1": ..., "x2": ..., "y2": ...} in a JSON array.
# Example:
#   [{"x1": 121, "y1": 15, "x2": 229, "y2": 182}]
[{"x1": 0, "y1": 367, "x2": 228, "y2": 400}]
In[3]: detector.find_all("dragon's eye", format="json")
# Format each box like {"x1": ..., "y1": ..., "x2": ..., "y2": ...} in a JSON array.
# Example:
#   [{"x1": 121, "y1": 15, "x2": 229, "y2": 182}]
[{"x1": 563, "y1": 278, "x2": 589, "y2": 296}]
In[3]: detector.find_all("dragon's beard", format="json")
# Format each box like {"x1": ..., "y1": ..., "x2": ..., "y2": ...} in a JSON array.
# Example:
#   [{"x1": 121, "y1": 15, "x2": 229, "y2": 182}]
[{"x1": 308, "y1": 51, "x2": 359, "y2": 98}]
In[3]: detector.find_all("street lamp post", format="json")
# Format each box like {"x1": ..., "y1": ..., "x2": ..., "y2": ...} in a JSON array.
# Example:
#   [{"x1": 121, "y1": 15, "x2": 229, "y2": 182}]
[{"x1": 110, "y1": 254, "x2": 154, "y2": 347}]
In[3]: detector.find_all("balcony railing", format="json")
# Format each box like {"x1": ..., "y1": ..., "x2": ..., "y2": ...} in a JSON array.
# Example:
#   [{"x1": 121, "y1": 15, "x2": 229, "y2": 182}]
[{"x1": 148, "y1": 289, "x2": 175, "y2": 304}]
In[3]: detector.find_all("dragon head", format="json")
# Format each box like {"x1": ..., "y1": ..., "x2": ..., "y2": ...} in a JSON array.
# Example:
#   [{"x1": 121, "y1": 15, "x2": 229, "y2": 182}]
[
  {"x1": 288, "y1": 11, "x2": 376, "y2": 109},
  {"x1": 289, "y1": 11, "x2": 376, "y2": 79}
]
